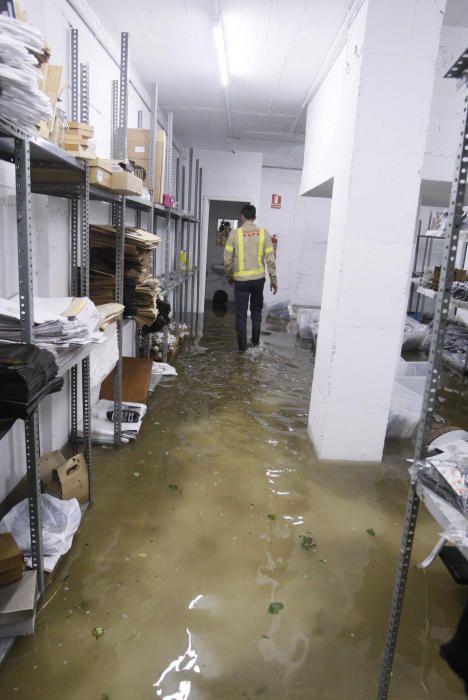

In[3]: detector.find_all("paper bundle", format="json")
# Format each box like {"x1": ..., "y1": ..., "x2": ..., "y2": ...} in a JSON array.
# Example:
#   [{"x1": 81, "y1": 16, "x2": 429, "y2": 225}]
[{"x1": 0, "y1": 16, "x2": 53, "y2": 132}]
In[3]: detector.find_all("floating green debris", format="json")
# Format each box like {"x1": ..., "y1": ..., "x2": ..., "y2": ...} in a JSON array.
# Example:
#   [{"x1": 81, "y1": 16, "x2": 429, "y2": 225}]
[
  {"x1": 93, "y1": 627, "x2": 104, "y2": 639},
  {"x1": 268, "y1": 602, "x2": 284, "y2": 615},
  {"x1": 101, "y1": 694, "x2": 110, "y2": 700},
  {"x1": 168, "y1": 484, "x2": 178, "y2": 490},
  {"x1": 79, "y1": 601, "x2": 89, "y2": 611},
  {"x1": 261, "y1": 634, "x2": 270, "y2": 639},
  {"x1": 367, "y1": 528, "x2": 376, "y2": 537},
  {"x1": 132, "y1": 472, "x2": 140, "y2": 479},
  {"x1": 300, "y1": 533, "x2": 316, "y2": 551},
  {"x1": 267, "y1": 514, "x2": 276, "y2": 521},
  {"x1": 319, "y1": 559, "x2": 327, "y2": 564}
]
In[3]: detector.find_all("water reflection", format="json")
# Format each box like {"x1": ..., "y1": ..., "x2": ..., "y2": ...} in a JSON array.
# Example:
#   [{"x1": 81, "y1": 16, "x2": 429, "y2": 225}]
[{"x1": 154, "y1": 628, "x2": 200, "y2": 699}]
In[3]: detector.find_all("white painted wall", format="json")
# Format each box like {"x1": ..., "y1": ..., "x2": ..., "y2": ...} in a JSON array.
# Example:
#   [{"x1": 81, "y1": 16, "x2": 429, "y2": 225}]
[
  {"x1": 423, "y1": 24, "x2": 468, "y2": 182},
  {"x1": 300, "y1": 21, "x2": 468, "y2": 198},
  {"x1": 0, "y1": 0, "x2": 157, "y2": 503},
  {"x1": 258, "y1": 168, "x2": 330, "y2": 308}
]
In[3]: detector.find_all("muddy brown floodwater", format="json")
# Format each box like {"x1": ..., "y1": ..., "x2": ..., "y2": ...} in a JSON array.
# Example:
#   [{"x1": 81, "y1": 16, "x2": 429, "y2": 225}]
[{"x1": 0, "y1": 308, "x2": 466, "y2": 699}]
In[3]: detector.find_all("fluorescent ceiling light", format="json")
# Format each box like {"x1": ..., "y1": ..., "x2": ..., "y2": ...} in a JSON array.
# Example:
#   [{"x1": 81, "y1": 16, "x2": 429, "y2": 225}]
[{"x1": 213, "y1": 22, "x2": 229, "y2": 87}]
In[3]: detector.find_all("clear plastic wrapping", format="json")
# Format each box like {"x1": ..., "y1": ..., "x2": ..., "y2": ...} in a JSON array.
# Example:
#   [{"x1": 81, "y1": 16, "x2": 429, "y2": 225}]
[
  {"x1": 410, "y1": 457, "x2": 468, "y2": 515},
  {"x1": 443, "y1": 524, "x2": 468, "y2": 549}
]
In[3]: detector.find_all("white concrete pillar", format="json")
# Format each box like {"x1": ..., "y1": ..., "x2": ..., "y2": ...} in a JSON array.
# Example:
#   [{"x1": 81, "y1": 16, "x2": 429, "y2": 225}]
[{"x1": 308, "y1": 0, "x2": 446, "y2": 462}]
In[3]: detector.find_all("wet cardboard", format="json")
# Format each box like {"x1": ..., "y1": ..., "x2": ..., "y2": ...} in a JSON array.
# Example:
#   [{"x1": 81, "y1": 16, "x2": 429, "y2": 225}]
[
  {"x1": 0, "y1": 571, "x2": 37, "y2": 638},
  {"x1": 39, "y1": 451, "x2": 89, "y2": 505},
  {"x1": 100, "y1": 357, "x2": 153, "y2": 403},
  {"x1": 0, "y1": 533, "x2": 23, "y2": 588}
]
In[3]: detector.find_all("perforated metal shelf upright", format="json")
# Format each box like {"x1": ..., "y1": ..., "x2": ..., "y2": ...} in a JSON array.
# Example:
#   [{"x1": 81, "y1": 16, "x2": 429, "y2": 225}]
[
  {"x1": 70, "y1": 29, "x2": 93, "y2": 496},
  {"x1": 376, "y1": 46, "x2": 468, "y2": 700},
  {"x1": 0, "y1": 116, "x2": 90, "y2": 595}
]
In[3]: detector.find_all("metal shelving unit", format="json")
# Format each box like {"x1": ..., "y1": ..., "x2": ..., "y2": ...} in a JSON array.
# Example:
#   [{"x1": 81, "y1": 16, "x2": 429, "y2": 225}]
[
  {"x1": 376, "y1": 49, "x2": 468, "y2": 700},
  {"x1": 101, "y1": 36, "x2": 202, "y2": 437},
  {"x1": 0, "y1": 109, "x2": 91, "y2": 597}
]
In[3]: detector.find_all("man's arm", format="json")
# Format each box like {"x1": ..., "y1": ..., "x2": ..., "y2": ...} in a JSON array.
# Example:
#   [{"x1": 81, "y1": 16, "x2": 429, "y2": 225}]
[
  {"x1": 224, "y1": 230, "x2": 235, "y2": 284},
  {"x1": 264, "y1": 230, "x2": 278, "y2": 294}
]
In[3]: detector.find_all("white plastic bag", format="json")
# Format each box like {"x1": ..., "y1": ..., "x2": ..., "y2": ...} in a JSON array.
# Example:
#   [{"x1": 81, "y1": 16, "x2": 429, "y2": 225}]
[{"x1": 0, "y1": 493, "x2": 81, "y2": 557}]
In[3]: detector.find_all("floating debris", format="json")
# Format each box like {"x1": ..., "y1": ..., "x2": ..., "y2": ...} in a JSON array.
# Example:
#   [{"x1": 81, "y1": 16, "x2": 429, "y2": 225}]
[
  {"x1": 168, "y1": 484, "x2": 178, "y2": 490},
  {"x1": 267, "y1": 514, "x2": 276, "y2": 521},
  {"x1": 367, "y1": 528, "x2": 376, "y2": 537},
  {"x1": 93, "y1": 627, "x2": 104, "y2": 639},
  {"x1": 300, "y1": 533, "x2": 316, "y2": 551},
  {"x1": 133, "y1": 472, "x2": 141, "y2": 478},
  {"x1": 261, "y1": 635, "x2": 270, "y2": 639},
  {"x1": 268, "y1": 602, "x2": 284, "y2": 615}
]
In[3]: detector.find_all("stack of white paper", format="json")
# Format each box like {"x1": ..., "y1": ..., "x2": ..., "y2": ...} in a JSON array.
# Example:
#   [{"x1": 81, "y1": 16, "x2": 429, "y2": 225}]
[
  {"x1": 0, "y1": 296, "x2": 102, "y2": 349},
  {"x1": 0, "y1": 17, "x2": 52, "y2": 132}
]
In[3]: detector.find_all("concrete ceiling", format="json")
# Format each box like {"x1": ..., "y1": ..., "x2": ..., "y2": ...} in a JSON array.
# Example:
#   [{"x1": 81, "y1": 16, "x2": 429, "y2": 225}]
[{"x1": 90, "y1": 0, "x2": 468, "y2": 168}]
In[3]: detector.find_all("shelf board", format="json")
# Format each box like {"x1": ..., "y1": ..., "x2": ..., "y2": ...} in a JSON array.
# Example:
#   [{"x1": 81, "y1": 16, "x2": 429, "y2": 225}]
[
  {"x1": 416, "y1": 285, "x2": 437, "y2": 299},
  {"x1": 0, "y1": 118, "x2": 85, "y2": 172}
]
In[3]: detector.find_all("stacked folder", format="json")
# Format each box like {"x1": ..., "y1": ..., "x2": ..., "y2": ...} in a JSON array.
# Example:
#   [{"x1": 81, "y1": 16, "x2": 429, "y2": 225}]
[{"x1": 0, "y1": 343, "x2": 63, "y2": 438}]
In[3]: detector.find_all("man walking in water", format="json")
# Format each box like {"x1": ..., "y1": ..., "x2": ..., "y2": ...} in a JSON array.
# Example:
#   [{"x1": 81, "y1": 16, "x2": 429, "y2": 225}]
[{"x1": 224, "y1": 204, "x2": 278, "y2": 352}]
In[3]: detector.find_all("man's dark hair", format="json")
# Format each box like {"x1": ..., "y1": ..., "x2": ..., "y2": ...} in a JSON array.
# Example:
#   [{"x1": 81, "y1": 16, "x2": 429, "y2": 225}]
[{"x1": 241, "y1": 204, "x2": 256, "y2": 220}]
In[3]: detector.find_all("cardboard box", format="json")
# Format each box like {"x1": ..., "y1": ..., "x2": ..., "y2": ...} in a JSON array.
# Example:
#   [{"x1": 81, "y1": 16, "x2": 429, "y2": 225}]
[
  {"x1": 126, "y1": 128, "x2": 166, "y2": 203},
  {"x1": 0, "y1": 533, "x2": 23, "y2": 588},
  {"x1": 39, "y1": 451, "x2": 89, "y2": 505},
  {"x1": 111, "y1": 170, "x2": 144, "y2": 195},
  {"x1": 90, "y1": 158, "x2": 121, "y2": 188},
  {"x1": 127, "y1": 128, "x2": 151, "y2": 161},
  {"x1": 67, "y1": 122, "x2": 94, "y2": 138},
  {"x1": 0, "y1": 571, "x2": 37, "y2": 639},
  {"x1": 41, "y1": 65, "x2": 63, "y2": 109}
]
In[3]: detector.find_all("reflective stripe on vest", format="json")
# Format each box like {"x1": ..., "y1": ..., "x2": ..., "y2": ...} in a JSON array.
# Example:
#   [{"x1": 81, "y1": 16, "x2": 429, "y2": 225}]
[{"x1": 234, "y1": 227, "x2": 265, "y2": 279}]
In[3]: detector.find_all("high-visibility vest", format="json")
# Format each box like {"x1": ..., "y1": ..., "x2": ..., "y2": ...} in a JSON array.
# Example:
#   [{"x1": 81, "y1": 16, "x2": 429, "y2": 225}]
[{"x1": 225, "y1": 227, "x2": 270, "y2": 280}]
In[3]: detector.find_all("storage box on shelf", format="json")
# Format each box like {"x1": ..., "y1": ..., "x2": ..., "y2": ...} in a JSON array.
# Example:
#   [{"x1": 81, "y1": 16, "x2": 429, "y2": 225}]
[{"x1": 127, "y1": 127, "x2": 166, "y2": 203}]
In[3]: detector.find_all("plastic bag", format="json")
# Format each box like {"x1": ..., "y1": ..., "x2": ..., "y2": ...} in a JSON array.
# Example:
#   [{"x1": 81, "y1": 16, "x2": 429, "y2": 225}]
[
  {"x1": 443, "y1": 524, "x2": 468, "y2": 549},
  {"x1": 410, "y1": 457, "x2": 468, "y2": 515},
  {"x1": 296, "y1": 308, "x2": 320, "y2": 339},
  {"x1": 266, "y1": 301, "x2": 290, "y2": 320},
  {"x1": 0, "y1": 493, "x2": 81, "y2": 557},
  {"x1": 402, "y1": 317, "x2": 429, "y2": 351}
]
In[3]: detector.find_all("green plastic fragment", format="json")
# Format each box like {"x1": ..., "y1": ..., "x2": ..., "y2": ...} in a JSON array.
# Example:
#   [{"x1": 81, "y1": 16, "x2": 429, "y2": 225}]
[{"x1": 268, "y1": 602, "x2": 284, "y2": 615}]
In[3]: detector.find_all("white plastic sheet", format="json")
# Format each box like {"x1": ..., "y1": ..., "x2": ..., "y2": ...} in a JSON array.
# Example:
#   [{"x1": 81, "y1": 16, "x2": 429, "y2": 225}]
[{"x1": 0, "y1": 494, "x2": 81, "y2": 569}]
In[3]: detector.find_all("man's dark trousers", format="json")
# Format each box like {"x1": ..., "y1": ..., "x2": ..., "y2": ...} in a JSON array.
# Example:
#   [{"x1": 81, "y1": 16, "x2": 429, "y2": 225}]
[{"x1": 234, "y1": 277, "x2": 265, "y2": 351}]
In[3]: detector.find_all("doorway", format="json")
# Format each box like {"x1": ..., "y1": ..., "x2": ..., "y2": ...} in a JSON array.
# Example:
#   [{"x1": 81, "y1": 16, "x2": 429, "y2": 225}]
[{"x1": 205, "y1": 200, "x2": 245, "y2": 302}]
